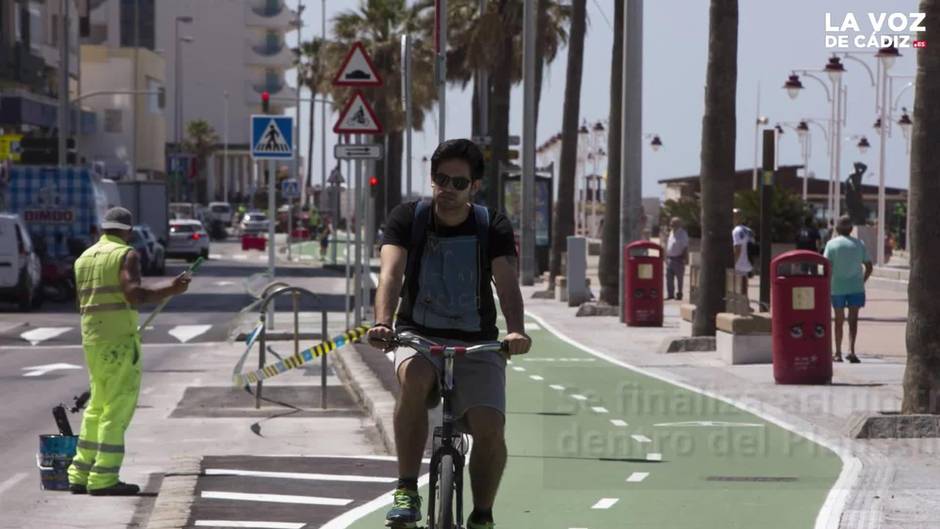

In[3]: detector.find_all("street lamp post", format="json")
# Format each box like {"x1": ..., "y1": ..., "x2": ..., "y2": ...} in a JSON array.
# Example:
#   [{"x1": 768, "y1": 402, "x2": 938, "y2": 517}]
[
  {"x1": 223, "y1": 90, "x2": 230, "y2": 204},
  {"x1": 174, "y1": 16, "x2": 194, "y2": 201}
]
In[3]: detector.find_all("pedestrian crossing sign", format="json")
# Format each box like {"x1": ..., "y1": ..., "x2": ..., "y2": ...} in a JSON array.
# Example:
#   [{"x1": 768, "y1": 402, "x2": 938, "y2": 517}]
[{"x1": 251, "y1": 115, "x2": 295, "y2": 160}]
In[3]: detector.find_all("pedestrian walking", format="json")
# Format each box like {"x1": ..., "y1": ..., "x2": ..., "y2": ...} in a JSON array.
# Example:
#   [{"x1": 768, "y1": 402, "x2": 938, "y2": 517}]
[
  {"x1": 823, "y1": 215, "x2": 873, "y2": 363},
  {"x1": 795, "y1": 216, "x2": 822, "y2": 253},
  {"x1": 67, "y1": 207, "x2": 191, "y2": 496},
  {"x1": 731, "y1": 208, "x2": 754, "y2": 299},
  {"x1": 319, "y1": 216, "x2": 332, "y2": 260},
  {"x1": 664, "y1": 217, "x2": 688, "y2": 300}
]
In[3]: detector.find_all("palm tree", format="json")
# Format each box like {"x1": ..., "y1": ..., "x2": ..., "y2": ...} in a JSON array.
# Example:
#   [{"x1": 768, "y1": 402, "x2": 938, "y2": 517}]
[
  {"x1": 548, "y1": 0, "x2": 586, "y2": 284},
  {"x1": 692, "y1": 0, "x2": 738, "y2": 336},
  {"x1": 295, "y1": 37, "x2": 326, "y2": 206},
  {"x1": 446, "y1": 0, "x2": 570, "y2": 208},
  {"x1": 323, "y1": 0, "x2": 437, "y2": 223},
  {"x1": 598, "y1": 0, "x2": 624, "y2": 305},
  {"x1": 902, "y1": 0, "x2": 939, "y2": 414},
  {"x1": 182, "y1": 119, "x2": 219, "y2": 204}
]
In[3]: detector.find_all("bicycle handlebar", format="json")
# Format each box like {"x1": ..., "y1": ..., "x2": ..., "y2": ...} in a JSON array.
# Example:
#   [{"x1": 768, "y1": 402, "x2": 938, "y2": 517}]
[{"x1": 392, "y1": 331, "x2": 507, "y2": 356}]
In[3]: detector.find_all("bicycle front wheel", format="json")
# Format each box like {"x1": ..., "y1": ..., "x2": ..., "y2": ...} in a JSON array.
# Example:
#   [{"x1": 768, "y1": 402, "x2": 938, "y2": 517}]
[{"x1": 434, "y1": 453, "x2": 456, "y2": 529}]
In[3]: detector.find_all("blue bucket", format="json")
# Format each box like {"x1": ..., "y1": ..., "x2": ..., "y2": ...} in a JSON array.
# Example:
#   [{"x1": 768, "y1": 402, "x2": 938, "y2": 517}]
[{"x1": 37, "y1": 434, "x2": 78, "y2": 491}]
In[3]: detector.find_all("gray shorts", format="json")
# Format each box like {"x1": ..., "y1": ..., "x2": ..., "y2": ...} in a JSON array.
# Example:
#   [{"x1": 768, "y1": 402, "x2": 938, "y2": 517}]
[{"x1": 394, "y1": 337, "x2": 507, "y2": 424}]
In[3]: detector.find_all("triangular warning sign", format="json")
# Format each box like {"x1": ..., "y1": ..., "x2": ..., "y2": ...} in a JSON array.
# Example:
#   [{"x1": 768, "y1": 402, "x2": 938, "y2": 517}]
[
  {"x1": 254, "y1": 120, "x2": 292, "y2": 153},
  {"x1": 332, "y1": 42, "x2": 383, "y2": 87},
  {"x1": 333, "y1": 91, "x2": 384, "y2": 134}
]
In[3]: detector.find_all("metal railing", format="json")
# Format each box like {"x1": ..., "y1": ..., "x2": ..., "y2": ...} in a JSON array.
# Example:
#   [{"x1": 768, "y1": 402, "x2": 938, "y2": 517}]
[{"x1": 254, "y1": 284, "x2": 329, "y2": 410}]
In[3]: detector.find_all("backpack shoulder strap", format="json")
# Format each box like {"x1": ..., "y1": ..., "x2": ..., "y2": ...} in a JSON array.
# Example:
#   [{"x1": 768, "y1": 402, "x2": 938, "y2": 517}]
[
  {"x1": 405, "y1": 199, "x2": 433, "y2": 286},
  {"x1": 472, "y1": 204, "x2": 490, "y2": 270}
]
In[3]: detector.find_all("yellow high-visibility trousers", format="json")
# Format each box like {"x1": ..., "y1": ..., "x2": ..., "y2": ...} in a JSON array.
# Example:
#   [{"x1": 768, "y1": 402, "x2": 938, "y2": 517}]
[{"x1": 67, "y1": 338, "x2": 141, "y2": 490}]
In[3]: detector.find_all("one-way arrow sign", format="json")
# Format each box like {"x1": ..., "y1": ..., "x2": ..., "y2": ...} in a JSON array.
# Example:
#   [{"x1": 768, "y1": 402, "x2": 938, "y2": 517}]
[
  {"x1": 334, "y1": 144, "x2": 384, "y2": 160},
  {"x1": 22, "y1": 363, "x2": 82, "y2": 377}
]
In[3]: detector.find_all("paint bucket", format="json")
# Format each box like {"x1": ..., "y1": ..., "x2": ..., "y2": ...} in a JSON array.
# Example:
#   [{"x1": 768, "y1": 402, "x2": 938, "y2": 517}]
[{"x1": 37, "y1": 434, "x2": 78, "y2": 491}]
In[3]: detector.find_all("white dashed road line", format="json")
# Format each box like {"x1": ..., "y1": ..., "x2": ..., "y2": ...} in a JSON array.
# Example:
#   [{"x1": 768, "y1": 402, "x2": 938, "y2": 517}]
[
  {"x1": 570, "y1": 394, "x2": 588, "y2": 401},
  {"x1": 512, "y1": 366, "x2": 526, "y2": 372},
  {"x1": 201, "y1": 491, "x2": 352, "y2": 506},
  {"x1": 632, "y1": 435, "x2": 652, "y2": 443},
  {"x1": 646, "y1": 453, "x2": 662, "y2": 461},
  {"x1": 591, "y1": 406, "x2": 609, "y2": 414},
  {"x1": 626, "y1": 472, "x2": 649, "y2": 483},
  {"x1": 549, "y1": 385, "x2": 565, "y2": 391},
  {"x1": 610, "y1": 419, "x2": 628, "y2": 427},
  {"x1": 529, "y1": 375, "x2": 544, "y2": 381},
  {"x1": 204, "y1": 468, "x2": 396, "y2": 483},
  {"x1": 591, "y1": 498, "x2": 619, "y2": 509},
  {"x1": 195, "y1": 522, "x2": 304, "y2": 529}
]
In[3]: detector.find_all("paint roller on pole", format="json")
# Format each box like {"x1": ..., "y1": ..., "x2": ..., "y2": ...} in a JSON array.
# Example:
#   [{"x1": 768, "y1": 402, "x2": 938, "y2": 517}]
[{"x1": 138, "y1": 257, "x2": 205, "y2": 332}]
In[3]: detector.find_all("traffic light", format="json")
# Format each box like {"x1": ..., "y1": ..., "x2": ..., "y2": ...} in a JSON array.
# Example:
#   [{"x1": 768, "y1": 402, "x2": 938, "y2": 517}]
[
  {"x1": 369, "y1": 176, "x2": 379, "y2": 196},
  {"x1": 261, "y1": 91, "x2": 270, "y2": 113}
]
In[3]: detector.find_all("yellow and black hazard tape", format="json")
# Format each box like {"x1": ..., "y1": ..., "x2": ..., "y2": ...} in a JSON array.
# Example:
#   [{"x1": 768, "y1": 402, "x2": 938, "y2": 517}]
[{"x1": 233, "y1": 325, "x2": 370, "y2": 387}]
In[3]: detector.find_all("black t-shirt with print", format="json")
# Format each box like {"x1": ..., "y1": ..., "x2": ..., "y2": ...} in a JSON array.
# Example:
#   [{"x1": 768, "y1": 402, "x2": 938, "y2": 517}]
[{"x1": 381, "y1": 200, "x2": 517, "y2": 342}]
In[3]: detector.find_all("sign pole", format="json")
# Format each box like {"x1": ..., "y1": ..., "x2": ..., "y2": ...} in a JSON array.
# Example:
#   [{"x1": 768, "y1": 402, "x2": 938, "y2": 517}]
[
  {"x1": 344, "y1": 136, "x2": 352, "y2": 330},
  {"x1": 402, "y1": 34, "x2": 413, "y2": 199},
  {"x1": 266, "y1": 160, "x2": 276, "y2": 328},
  {"x1": 354, "y1": 135, "x2": 363, "y2": 326},
  {"x1": 287, "y1": 195, "x2": 293, "y2": 261}
]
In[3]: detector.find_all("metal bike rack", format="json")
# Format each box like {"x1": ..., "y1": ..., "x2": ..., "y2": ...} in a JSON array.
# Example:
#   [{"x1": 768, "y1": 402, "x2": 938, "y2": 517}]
[{"x1": 254, "y1": 285, "x2": 329, "y2": 410}]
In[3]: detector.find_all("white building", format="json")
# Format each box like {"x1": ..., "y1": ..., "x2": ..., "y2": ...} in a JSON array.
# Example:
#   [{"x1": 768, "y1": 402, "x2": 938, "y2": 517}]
[{"x1": 155, "y1": 0, "x2": 299, "y2": 204}]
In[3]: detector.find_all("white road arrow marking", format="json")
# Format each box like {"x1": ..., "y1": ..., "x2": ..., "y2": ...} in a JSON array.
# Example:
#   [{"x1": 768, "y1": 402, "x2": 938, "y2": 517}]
[
  {"x1": 22, "y1": 363, "x2": 82, "y2": 377},
  {"x1": 20, "y1": 327, "x2": 72, "y2": 345},
  {"x1": 168, "y1": 325, "x2": 212, "y2": 343}
]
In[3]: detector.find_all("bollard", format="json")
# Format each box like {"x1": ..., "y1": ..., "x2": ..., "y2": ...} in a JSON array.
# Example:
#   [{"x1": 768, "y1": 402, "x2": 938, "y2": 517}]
[
  {"x1": 566, "y1": 236, "x2": 588, "y2": 306},
  {"x1": 321, "y1": 309, "x2": 328, "y2": 409}
]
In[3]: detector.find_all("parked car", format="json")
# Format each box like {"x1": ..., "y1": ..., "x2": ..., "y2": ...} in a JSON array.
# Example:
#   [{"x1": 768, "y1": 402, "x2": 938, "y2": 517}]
[
  {"x1": 131, "y1": 225, "x2": 166, "y2": 276},
  {"x1": 240, "y1": 212, "x2": 270, "y2": 234},
  {"x1": 0, "y1": 214, "x2": 42, "y2": 310},
  {"x1": 166, "y1": 219, "x2": 210, "y2": 262}
]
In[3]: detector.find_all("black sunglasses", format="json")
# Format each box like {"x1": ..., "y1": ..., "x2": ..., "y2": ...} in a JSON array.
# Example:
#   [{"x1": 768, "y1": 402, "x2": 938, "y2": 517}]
[{"x1": 431, "y1": 172, "x2": 472, "y2": 191}]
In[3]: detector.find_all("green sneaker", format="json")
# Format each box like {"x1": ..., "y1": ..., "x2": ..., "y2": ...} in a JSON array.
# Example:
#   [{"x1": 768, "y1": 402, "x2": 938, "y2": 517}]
[
  {"x1": 385, "y1": 488, "x2": 422, "y2": 527},
  {"x1": 467, "y1": 519, "x2": 495, "y2": 529}
]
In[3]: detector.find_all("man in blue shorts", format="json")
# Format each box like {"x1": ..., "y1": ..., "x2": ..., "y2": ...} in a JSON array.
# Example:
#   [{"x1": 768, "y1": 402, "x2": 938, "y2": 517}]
[{"x1": 823, "y1": 215, "x2": 873, "y2": 363}]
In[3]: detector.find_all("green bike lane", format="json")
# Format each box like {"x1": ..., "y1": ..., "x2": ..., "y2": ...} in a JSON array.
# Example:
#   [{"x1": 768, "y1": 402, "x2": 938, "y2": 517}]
[{"x1": 345, "y1": 315, "x2": 844, "y2": 529}]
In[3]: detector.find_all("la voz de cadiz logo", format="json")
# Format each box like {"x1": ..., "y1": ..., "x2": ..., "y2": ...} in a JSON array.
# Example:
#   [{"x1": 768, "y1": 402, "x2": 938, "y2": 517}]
[{"x1": 825, "y1": 12, "x2": 926, "y2": 49}]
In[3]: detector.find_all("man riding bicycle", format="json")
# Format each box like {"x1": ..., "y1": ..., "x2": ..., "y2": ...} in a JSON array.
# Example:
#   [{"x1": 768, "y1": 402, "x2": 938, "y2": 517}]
[{"x1": 367, "y1": 139, "x2": 531, "y2": 529}]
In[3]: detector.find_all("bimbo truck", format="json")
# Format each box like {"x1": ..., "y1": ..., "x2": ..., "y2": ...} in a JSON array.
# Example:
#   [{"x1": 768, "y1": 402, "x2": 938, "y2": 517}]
[
  {"x1": 2, "y1": 166, "x2": 115, "y2": 301},
  {"x1": 2, "y1": 166, "x2": 112, "y2": 257}
]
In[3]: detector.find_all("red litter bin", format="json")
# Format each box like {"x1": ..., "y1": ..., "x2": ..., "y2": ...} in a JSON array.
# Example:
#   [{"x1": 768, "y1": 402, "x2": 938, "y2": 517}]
[
  {"x1": 291, "y1": 227, "x2": 310, "y2": 241},
  {"x1": 241, "y1": 233, "x2": 267, "y2": 252},
  {"x1": 624, "y1": 241, "x2": 663, "y2": 327},
  {"x1": 771, "y1": 250, "x2": 832, "y2": 384}
]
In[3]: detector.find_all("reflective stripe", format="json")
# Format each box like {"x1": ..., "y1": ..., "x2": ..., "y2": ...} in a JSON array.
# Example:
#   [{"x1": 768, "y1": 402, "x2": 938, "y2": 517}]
[
  {"x1": 90, "y1": 465, "x2": 121, "y2": 475},
  {"x1": 71, "y1": 460, "x2": 94, "y2": 471},
  {"x1": 77, "y1": 440, "x2": 124, "y2": 454},
  {"x1": 78, "y1": 285, "x2": 124, "y2": 297},
  {"x1": 81, "y1": 302, "x2": 130, "y2": 314}
]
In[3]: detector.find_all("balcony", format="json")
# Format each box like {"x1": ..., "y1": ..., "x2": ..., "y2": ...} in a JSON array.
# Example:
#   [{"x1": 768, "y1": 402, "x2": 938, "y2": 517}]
[
  {"x1": 245, "y1": 33, "x2": 295, "y2": 67},
  {"x1": 246, "y1": 0, "x2": 297, "y2": 29}
]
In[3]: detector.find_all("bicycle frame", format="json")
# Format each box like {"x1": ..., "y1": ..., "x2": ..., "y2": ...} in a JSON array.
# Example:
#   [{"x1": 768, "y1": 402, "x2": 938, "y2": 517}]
[{"x1": 394, "y1": 332, "x2": 505, "y2": 529}]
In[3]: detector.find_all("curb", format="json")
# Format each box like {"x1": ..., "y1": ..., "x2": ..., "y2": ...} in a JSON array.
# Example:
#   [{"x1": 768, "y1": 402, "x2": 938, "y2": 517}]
[
  {"x1": 331, "y1": 342, "x2": 397, "y2": 456},
  {"x1": 0, "y1": 321, "x2": 26, "y2": 335},
  {"x1": 145, "y1": 456, "x2": 201, "y2": 529}
]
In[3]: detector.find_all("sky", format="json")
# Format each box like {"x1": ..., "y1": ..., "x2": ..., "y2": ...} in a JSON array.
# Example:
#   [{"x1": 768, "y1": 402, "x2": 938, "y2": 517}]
[{"x1": 286, "y1": 0, "x2": 919, "y2": 199}]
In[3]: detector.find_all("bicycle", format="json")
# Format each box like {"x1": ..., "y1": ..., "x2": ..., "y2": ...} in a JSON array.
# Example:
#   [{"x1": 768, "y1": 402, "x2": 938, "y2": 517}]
[{"x1": 388, "y1": 331, "x2": 507, "y2": 529}]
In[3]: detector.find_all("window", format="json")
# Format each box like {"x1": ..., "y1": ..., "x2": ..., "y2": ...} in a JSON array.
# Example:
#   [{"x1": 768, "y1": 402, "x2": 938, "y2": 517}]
[
  {"x1": 170, "y1": 224, "x2": 196, "y2": 233},
  {"x1": 27, "y1": 3, "x2": 41, "y2": 52},
  {"x1": 146, "y1": 78, "x2": 162, "y2": 114},
  {"x1": 120, "y1": 0, "x2": 155, "y2": 50},
  {"x1": 104, "y1": 109, "x2": 123, "y2": 133}
]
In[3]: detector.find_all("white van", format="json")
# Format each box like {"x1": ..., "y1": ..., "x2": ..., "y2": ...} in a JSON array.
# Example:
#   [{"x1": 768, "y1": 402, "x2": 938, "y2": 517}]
[
  {"x1": 208, "y1": 202, "x2": 234, "y2": 225},
  {"x1": 0, "y1": 214, "x2": 42, "y2": 310}
]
